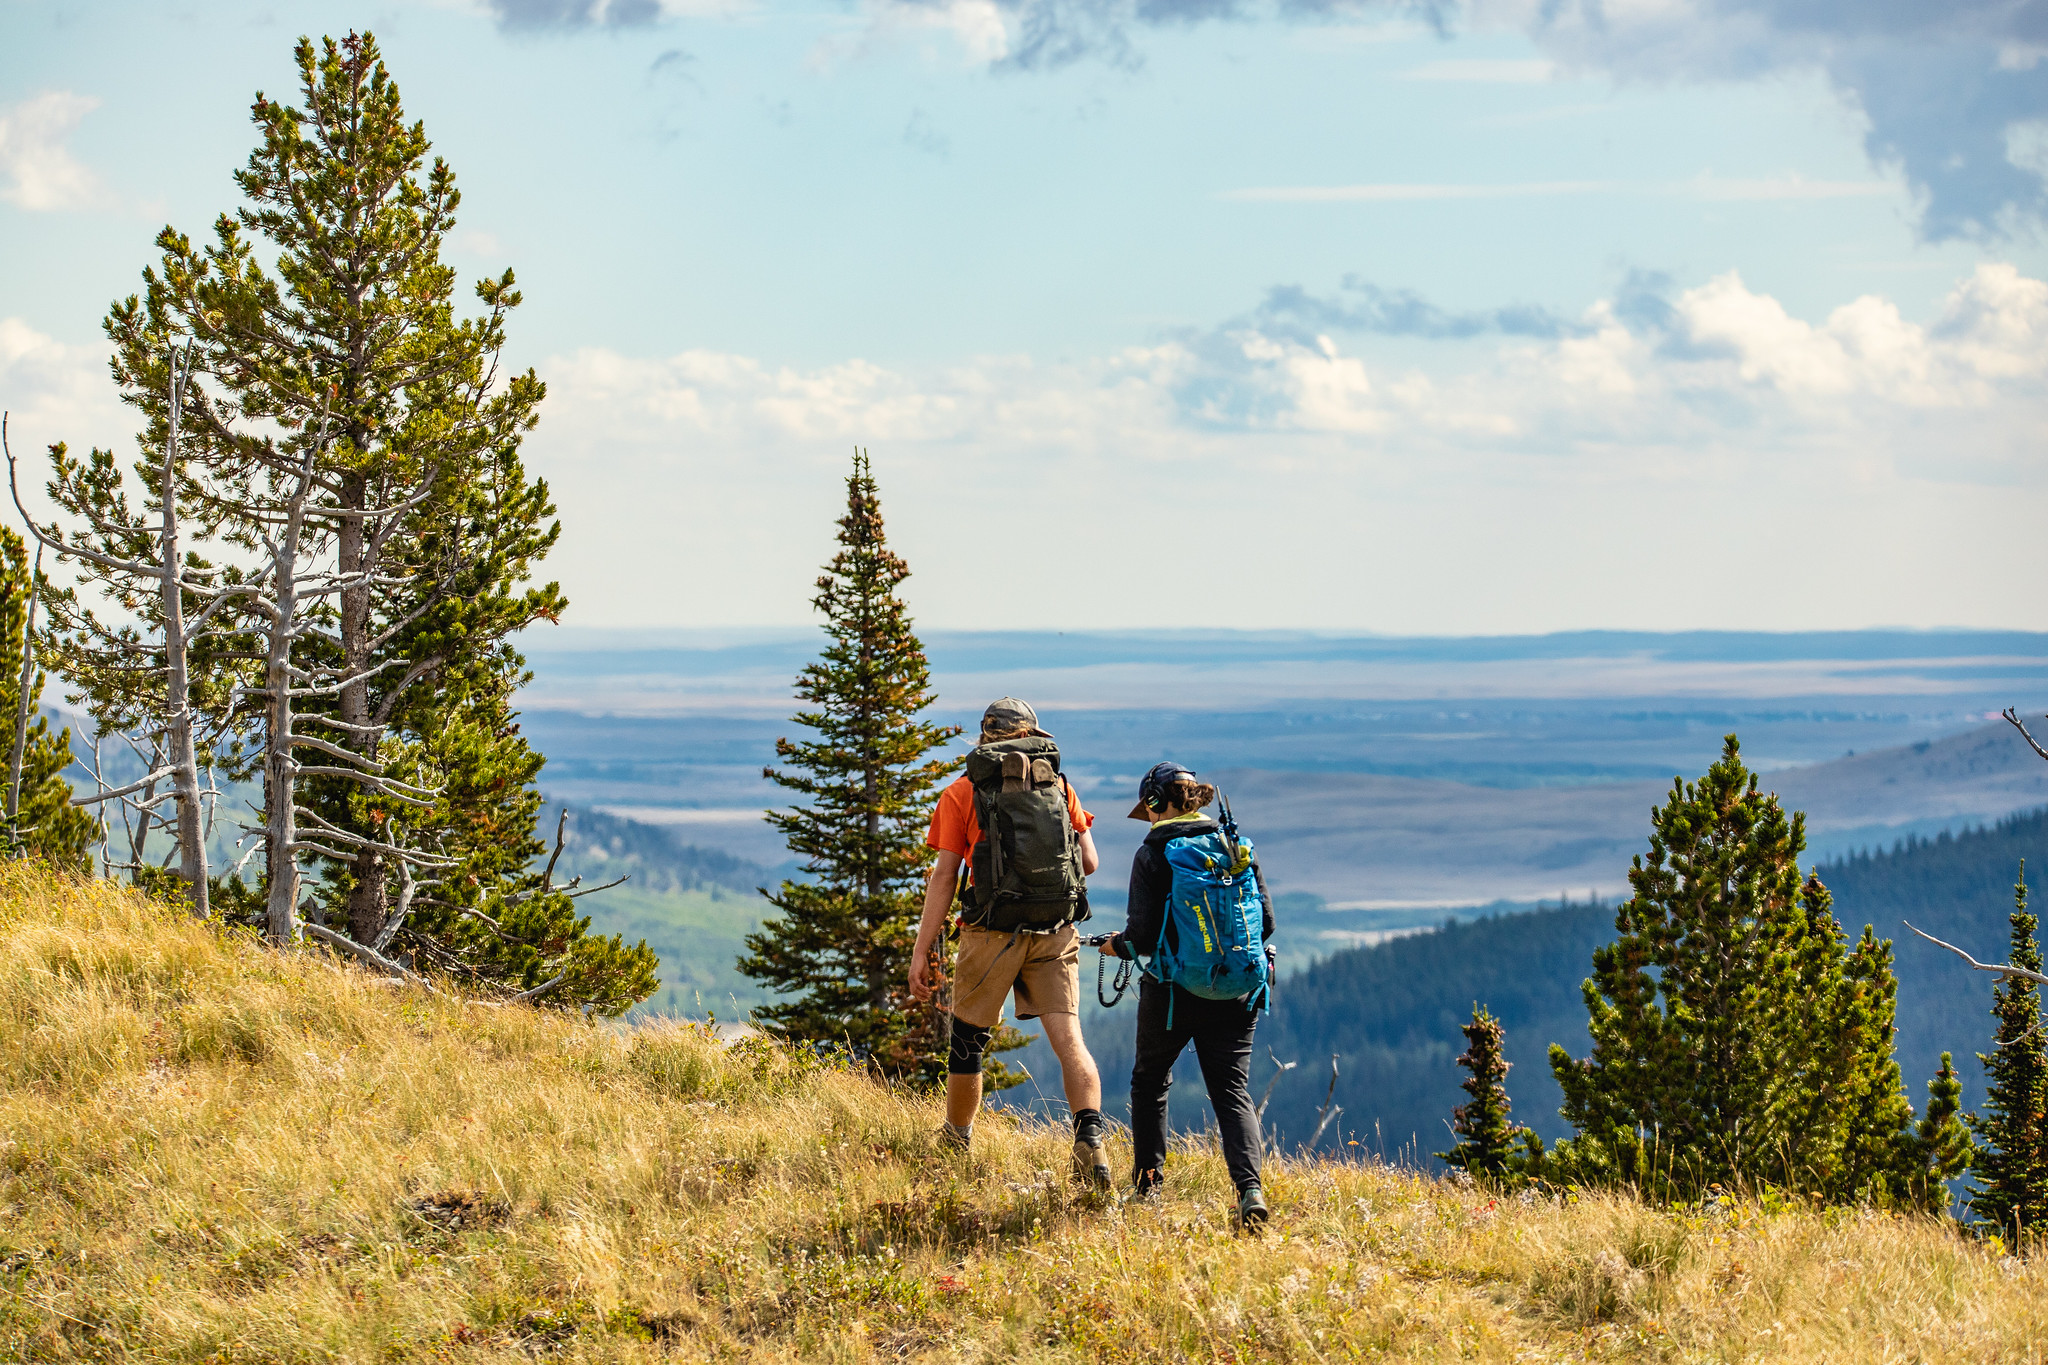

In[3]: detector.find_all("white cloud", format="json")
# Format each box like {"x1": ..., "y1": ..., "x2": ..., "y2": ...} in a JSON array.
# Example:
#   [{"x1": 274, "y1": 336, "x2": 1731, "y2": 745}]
[
  {"x1": 470, "y1": 0, "x2": 754, "y2": 25},
  {"x1": 1672, "y1": 274, "x2": 1928, "y2": 398},
  {"x1": 1998, "y1": 43, "x2": 2048, "y2": 72},
  {"x1": 10, "y1": 272, "x2": 2042, "y2": 634},
  {"x1": 1931, "y1": 262, "x2": 2048, "y2": 380},
  {"x1": 535, "y1": 267, "x2": 2048, "y2": 454},
  {"x1": 452, "y1": 229, "x2": 508, "y2": 259},
  {"x1": 0, "y1": 319, "x2": 123, "y2": 451},
  {"x1": 1460, "y1": 0, "x2": 2046, "y2": 239},
  {"x1": 518, "y1": 266, "x2": 2048, "y2": 632},
  {"x1": 0, "y1": 92, "x2": 104, "y2": 212},
  {"x1": 816, "y1": 0, "x2": 1012, "y2": 70},
  {"x1": 2006, "y1": 119, "x2": 2048, "y2": 180}
]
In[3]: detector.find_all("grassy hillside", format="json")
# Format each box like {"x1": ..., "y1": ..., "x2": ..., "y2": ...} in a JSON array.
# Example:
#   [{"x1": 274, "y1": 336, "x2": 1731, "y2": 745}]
[{"x1": 6, "y1": 870, "x2": 2045, "y2": 1361}]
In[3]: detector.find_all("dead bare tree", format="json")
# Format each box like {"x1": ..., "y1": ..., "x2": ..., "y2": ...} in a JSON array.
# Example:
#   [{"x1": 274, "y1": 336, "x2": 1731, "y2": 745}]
[
  {"x1": 14, "y1": 345, "x2": 455, "y2": 942},
  {"x1": 207, "y1": 412, "x2": 448, "y2": 943},
  {"x1": 1906, "y1": 921, "x2": 2048, "y2": 988},
  {"x1": 1306, "y1": 1054, "x2": 1345, "y2": 1152},
  {"x1": 156, "y1": 348, "x2": 209, "y2": 915},
  {"x1": 5, "y1": 540, "x2": 43, "y2": 836},
  {"x1": 2007, "y1": 707, "x2": 2048, "y2": 765},
  {"x1": 1908, "y1": 711, "x2": 2048, "y2": 976},
  {"x1": 5, "y1": 352, "x2": 226, "y2": 911},
  {"x1": 79, "y1": 731, "x2": 173, "y2": 878},
  {"x1": 1253, "y1": 1049, "x2": 1300, "y2": 1158}
]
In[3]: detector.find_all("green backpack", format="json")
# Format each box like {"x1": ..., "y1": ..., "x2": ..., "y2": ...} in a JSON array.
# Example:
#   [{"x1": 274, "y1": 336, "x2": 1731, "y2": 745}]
[{"x1": 961, "y1": 736, "x2": 1090, "y2": 933}]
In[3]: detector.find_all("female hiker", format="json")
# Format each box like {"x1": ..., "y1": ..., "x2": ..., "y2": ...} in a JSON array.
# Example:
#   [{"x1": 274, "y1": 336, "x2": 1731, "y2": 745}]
[{"x1": 1097, "y1": 761, "x2": 1276, "y2": 1231}]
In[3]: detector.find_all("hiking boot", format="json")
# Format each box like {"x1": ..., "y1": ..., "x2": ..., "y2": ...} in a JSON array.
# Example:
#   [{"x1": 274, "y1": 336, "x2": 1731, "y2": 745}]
[
  {"x1": 1131, "y1": 1167, "x2": 1164, "y2": 1203},
  {"x1": 938, "y1": 1121, "x2": 972, "y2": 1154},
  {"x1": 1235, "y1": 1185, "x2": 1269, "y2": 1234},
  {"x1": 1072, "y1": 1137, "x2": 1112, "y2": 1189}
]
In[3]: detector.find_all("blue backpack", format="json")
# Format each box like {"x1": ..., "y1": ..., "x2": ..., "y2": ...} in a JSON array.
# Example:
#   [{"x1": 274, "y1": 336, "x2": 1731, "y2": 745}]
[{"x1": 1149, "y1": 812, "x2": 1271, "y2": 1019}]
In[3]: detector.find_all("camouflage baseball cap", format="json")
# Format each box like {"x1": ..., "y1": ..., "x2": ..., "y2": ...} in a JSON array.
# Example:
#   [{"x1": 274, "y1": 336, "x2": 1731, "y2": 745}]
[{"x1": 981, "y1": 696, "x2": 1052, "y2": 739}]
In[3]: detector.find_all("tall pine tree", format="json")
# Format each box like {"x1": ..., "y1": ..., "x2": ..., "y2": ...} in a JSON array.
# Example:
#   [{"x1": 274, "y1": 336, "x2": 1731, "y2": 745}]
[
  {"x1": 740, "y1": 451, "x2": 962, "y2": 1082},
  {"x1": 36, "y1": 32, "x2": 655, "y2": 1012},
  {"x1": 1968, "y1": 865, "x2": 2048, "y2": 1244},
  {"x1": 138, "y1": 32, "x2": 568, "y2": 950},
  {"x1": 1548, "y1": 735, "x2": 1969, "y2": 1203}
]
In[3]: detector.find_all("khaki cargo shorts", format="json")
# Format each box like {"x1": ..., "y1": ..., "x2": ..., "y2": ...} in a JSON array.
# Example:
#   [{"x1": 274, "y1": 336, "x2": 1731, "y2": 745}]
[{"x1": 951, "y1": 923, "x2": 1080, "y2": 1028}]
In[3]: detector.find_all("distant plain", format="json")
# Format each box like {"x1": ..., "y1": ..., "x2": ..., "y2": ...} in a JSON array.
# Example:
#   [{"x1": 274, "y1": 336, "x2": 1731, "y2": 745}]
[{"x1": 523, "y1": 626, "x2": 2048, "y2": 935}]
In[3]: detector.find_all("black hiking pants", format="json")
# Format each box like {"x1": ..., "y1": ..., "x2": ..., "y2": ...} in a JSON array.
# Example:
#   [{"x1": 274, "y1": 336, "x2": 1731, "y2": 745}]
[{"x1": 1128, "y1": 978, "x2": 1263, "y2": 1193}]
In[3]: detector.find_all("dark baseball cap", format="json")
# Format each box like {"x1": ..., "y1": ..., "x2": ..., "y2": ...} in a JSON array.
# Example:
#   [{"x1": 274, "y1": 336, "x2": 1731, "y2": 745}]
[
  {"x1": 981, "y1": 696, "x2": 1052, "y2": 739},
  {"x1": 1127, "y1": 760, "x2": 1197, "y2": 820}
]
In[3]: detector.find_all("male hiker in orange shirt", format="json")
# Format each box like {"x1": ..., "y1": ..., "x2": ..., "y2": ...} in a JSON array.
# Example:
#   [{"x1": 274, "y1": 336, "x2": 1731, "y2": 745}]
[{"x1": 909, "y1": 697, "x2": 1110, "y2": 1185}]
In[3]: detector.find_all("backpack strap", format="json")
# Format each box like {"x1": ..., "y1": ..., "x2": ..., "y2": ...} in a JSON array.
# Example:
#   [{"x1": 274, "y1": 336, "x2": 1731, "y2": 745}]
[{"x1": 973, "y1": 782, "x2": 1004, "y2": 906}]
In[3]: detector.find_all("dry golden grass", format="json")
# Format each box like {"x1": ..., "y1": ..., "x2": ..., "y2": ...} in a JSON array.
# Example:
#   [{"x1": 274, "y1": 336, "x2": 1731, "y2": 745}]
[{"x1": 2, "y1": 865, "x2": 2045, "y2": 1363}]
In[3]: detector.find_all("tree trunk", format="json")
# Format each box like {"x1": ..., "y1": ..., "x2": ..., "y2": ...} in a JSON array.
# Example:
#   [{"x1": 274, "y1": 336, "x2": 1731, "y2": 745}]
[
  {"x1": 263, "y1": 575, "x2": 298, "y2": 942},
  {"x1": 160, "y1": 351, "x2": 209, "y2": 917},
  {"x1": 263, "y1": 462, "x2": 309, "y2": 944},
  {"x1": 6, "y1": 545, "x2": 40, "y2": 834},
  {"x1": 864, "y1": 725, "x2": 886, "y2": 1010},
  {"x1": 336, "y1": 467, "x2": 384, "y2": 943}
]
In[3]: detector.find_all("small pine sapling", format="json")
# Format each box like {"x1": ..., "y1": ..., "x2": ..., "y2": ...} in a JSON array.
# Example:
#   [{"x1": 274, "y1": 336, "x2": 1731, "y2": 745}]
[
  {"x1": 1900, "y1": 1051, "x2": 1972, "y2": 1214},
  {"x1": 1438, "y1": 1003, "x2": 1542, "y2": 1182}
]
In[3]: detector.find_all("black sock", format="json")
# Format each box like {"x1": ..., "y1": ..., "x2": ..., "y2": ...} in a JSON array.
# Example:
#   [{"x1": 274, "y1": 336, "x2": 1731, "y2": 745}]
[{"x1": 1073, "y1": 1107, "x2": 1105, "y2": 1143}]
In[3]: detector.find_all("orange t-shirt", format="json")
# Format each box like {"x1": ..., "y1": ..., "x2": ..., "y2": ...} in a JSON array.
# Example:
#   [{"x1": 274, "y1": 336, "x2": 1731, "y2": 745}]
[{"x1": 926, "y1": 774, "x2": 1094, "y2": 866}]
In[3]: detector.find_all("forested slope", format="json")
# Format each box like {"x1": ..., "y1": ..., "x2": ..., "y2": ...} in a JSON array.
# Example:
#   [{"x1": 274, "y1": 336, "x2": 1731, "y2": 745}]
[
  {"x1": 1004, "y1": 808, "x2": 2048, "y2": 1166},
  {"x1": 539, "y1": 805, "x2": 786, "y2": 1018}
]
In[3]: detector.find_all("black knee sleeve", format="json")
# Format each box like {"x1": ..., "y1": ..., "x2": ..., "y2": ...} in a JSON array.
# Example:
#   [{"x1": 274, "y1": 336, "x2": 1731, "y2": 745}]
[{"x1": 949, "y1": 1021, "x2": 992, "y2": 1076}]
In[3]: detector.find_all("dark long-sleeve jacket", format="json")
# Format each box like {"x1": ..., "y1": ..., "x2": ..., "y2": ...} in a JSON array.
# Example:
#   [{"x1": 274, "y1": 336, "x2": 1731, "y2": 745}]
[{"x1": 1118, "y1": 814, "x2": 1275, "y2": 971}]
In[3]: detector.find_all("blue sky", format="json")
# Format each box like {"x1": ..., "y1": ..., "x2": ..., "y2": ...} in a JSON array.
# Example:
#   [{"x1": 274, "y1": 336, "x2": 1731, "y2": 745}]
[{"x1": 4, "y1": 0, "x2": 2048, "y2": 633}]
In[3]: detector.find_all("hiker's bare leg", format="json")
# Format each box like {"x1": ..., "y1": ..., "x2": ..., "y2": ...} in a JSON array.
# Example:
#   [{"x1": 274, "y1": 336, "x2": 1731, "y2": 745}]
[
  {"x1": 1040, "y1": 1011, "x2": 1103, "y2": 1113},
  {"x1": 946, "y1": 1072, "x2": 982, "y2": 1128}
]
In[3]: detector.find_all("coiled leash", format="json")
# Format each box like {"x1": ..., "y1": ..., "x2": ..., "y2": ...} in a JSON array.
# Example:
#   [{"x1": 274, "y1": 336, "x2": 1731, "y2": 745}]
[{"x1": 1081, "y1": 933, "x2": 1134, "y2": 1007}]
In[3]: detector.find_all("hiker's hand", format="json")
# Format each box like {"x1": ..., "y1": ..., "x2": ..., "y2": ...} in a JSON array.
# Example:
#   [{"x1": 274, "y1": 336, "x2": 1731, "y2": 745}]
[
  {"x1": 909, "y1": 940, "x2": 938, "y2": 1001},
  {"x1": 1095, "y1": 934, "x2": 1120, "y2": 958}
]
